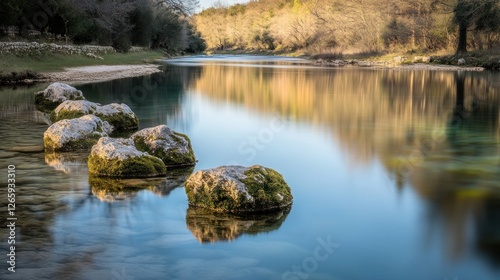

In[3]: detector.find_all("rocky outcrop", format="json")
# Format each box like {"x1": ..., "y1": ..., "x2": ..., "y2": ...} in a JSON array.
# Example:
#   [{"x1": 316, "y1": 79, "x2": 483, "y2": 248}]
[
  {"x1": 184, "y1": 165, "x2": 293, "y2": 213},
  {"x1": 43, "y1": 115, "x2": 113, "y2": 152},
  {"x1": 88, "y1": 137, "x2": 166, "y2": 178},
  {"x1": 131, "y1": 125, "x2": 196, "y2": 167},
  {"x1": 51, "y1": 100, "x2": 139, "y2": 131},
  {"x1": 35, "y1": 82, "x2": 85, "y2": 112}
]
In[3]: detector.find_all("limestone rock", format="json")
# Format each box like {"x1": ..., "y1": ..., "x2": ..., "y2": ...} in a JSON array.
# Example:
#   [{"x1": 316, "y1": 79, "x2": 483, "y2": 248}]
[
  {"x1": 88, "y1": 137, "x2": 166, "y2": 178},
  {"x1": 51, "y1": 100, "x2": 99, "y2": 122},
  {"x1": 184, "y1": 165, "x2": 293, "y2": 213},
  {"x1": 131, "y1": 125, "x2": 196, "y2": 167},
  {"x1": 51, "y1": 100, "x2": 139, "y2": 131},
  {"x1": 35, "y1": 82, "x2": 85, "y2": 112},
  {"x1": 96, "y1": 103, "x2": 139, "y2": 131},
  {"x1": 414, "y1": 56, "x2": 431, "y2": 63},
  {"x1": 43, "y1": 115, "x2": 113, "y2": 152}
]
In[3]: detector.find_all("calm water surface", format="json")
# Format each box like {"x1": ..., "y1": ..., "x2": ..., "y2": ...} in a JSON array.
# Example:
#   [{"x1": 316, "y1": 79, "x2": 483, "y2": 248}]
[{"x1": 1, "y1": 55, "x2": 500, "y2": 280}]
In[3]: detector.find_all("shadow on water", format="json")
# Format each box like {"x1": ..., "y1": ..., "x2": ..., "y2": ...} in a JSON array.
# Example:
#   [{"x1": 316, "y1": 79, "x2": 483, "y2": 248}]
[{"x1": 186, "y1": 206, "x2": 291, "y2": 243}]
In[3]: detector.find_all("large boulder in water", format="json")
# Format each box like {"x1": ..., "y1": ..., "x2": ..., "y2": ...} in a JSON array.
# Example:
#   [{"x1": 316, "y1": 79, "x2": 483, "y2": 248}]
[
  {"x1": 184, "y1": 165, "x2": 293, "y2": 213},
  {"x1": 35, "y1": 82, "x2": 85, "y2": 113},
  {"x1": 43, "y1": 115, "x2": 113, "y2": 152},
  {"x1": 131, "y1": 125, "x2": 196, "y2": 167},
  {"x1": 88, "y1": 137, "x2": 166, "y2": 178},
  {"x1": 51, "y1": 100, "x2": 139, "y2": 132}
]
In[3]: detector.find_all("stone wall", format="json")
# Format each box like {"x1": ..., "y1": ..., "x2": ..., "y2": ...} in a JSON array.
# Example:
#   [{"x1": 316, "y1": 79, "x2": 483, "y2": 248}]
[{"x1": 0, "y1": 42, "x2": 146, "y2": 56}]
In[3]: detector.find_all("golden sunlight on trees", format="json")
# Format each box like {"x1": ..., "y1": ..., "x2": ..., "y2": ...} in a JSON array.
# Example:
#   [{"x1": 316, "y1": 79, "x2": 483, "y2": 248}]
[{"x1": 194, "y1": 0, "x2": 500, "y2": 54}]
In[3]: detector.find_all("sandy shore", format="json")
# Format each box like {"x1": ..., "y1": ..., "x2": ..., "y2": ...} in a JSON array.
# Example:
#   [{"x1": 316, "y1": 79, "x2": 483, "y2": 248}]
[
  {"x1": 44, "y1": 64, "x2": 163, "y2": 84},
  {"x1": 40, "y1": 60, "x2": 483, "y2": 86}
]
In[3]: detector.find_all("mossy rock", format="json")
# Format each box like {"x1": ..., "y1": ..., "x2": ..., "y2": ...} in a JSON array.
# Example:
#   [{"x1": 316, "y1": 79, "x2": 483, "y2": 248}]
[
  {"x1": 131, "y1": 125, "x2": 196, "y2": 167},
  {"x1": 94, "y1": 103, "x2": 139, "y2": 132},
  {"x1": 43, "y1": 115, "x2": 113, "y2": 152},
  {"x1": 51, "y1": 101, "x2": 139, "y2": 132},
  {"x1": 35, "y1": 82, "x2": 85, "y2": 113},
  {"x1": 50, "y1": 100, "x2": 99, "y2": 123},
  {"x1": 88, "y1": 137, "x2": 166, "y2": 178},
  {"x1": 184, "y1": 165, "x2": 293, "y2": 213}
]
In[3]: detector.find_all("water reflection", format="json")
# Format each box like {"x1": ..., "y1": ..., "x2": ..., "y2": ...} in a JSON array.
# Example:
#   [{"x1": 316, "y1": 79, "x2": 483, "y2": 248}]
[
  {"x1": 185, "y1": 61, "x2": 500, "y2": 264},
  {"x1": 186, "y1": 207, "x2": 291, "y2": 243},
  {"x1": 2, "y1": 58, "x2": 500, "y2": 279},
  {"x1": 90, "y1": 167, "x2": 194, "y2": 202},
  {"x1": 45, "y1": 152, "x2": 89, "y2": 174},
  {"x1": 78, "y1": 67, "x2": 202, "y2": 129}
]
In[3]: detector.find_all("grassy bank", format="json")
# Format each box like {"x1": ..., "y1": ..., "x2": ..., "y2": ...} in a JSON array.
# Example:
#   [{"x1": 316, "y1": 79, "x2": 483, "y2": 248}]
[
  {"x1": 0, "y1": 50, "x2": 165, "y2": 86},
  {"x1": 0, "y1": 50, "x2": 164, "y2": 73}
]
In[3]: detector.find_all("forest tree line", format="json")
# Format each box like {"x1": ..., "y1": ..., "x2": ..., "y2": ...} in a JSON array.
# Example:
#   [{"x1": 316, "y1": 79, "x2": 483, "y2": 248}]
[
  {"x1": 195, "y1": 0, "x2": 500, "y2": 54},
  {"x1": 0, "y1": 0, "x2": 206, "y2": 53}
]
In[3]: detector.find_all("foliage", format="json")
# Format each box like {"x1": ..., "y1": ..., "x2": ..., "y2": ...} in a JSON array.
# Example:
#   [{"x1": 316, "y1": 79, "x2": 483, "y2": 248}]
[
  {"x1": 0, "y1": 0, "x2": 206, "y2": 53},
  {"x1": 195, "y1": 0, "x2": 500, "y2": 54}
]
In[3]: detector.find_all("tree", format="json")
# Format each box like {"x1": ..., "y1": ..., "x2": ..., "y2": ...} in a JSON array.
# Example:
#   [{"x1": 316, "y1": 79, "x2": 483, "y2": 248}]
[{"x1": 453, "y1": 0, "x2": 500, "y2": 53}]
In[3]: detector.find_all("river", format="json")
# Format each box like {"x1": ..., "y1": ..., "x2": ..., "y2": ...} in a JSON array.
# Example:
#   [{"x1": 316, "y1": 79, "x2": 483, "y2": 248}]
[{"x1": 1, "y1": 55, "x2": 500, "y2": 279}]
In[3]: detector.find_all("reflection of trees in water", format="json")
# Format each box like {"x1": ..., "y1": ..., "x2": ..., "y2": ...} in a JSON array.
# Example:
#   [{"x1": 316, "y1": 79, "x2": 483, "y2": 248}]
[
  {"x1": 78, "y1": 66, "x2": 203, "y2": 129},
  {"x1": 186, "y1": 206, "x2": 290, "y2": 243},
  {"x1": 190, "y1": 64, "x2": 500, "y2": 263}
]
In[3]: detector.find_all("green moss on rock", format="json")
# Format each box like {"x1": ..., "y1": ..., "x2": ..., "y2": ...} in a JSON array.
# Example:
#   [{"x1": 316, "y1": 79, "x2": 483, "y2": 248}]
[
  {"x1": 35, "y1": 82, "x2": 85, "y2": 113},
  {"x1": 131, "y1": 125, "x2": 196, "y2": 167},
  {"x1": 95, "y1": 112, "x2": 139, "y2": 132},
  {"x1": 184, "y1": 165, "x2": 293, "y2": 213},
  {"x1": 88, "y1": 137, "x2": 166, "y2": 178},
  {"x1": 43, "y1": 115, "x2": 113, "y2": 152}
]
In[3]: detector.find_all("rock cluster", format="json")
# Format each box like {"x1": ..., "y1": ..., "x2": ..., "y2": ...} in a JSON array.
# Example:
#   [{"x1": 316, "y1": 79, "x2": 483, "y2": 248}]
[
  {"x1": 35, "y1": 82, "x2": 293, "y2": 213},
  {"x1": 51, "y1": 100, "x2": 139, "y2": 131}
]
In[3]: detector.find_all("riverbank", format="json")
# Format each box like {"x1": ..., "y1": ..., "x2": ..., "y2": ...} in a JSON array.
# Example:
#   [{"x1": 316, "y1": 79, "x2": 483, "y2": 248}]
[
  {"x1": 210, "y1": 49, "x2": 500, "y2": 71},
  {"x1": 0, "y1": 50, "x2": 165, "y2": 86}
]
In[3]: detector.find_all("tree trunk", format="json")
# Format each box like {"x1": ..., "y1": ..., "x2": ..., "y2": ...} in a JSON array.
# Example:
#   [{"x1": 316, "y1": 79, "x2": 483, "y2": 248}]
[{"x1": 456, "y1": 20, "x2": 467, "y2": 53}]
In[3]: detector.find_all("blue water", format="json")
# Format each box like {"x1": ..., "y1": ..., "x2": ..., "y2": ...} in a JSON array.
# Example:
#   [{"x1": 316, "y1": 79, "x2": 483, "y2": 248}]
[{"x1": 1, "y1": 56, "x2": 500, "y2": 280}]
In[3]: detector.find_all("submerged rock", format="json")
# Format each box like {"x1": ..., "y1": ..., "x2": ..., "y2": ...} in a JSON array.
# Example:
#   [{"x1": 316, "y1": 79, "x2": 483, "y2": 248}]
[
  {"x1": 43, "y1": 115, "x2": 113, "y2": 152},
  {"x1": 88, "y1": 137, "x2": 166, "y2": 178},
  {"x1": 131, "y1": 125, "x2": 196, "y2": 167},
  {"x1": 184, "y1": 165, "x2": 293, "y2": 213},
  {"x1": 35, "y1": 82, "x2": 85, "y2": 113},
  {"x1": 51, "y1": 100, "x2": 139, "y2": 131},
  {"x1": 186, "y1": 206, "x2": 290, "y2": 243}
]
